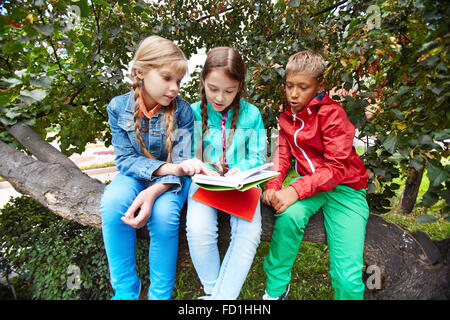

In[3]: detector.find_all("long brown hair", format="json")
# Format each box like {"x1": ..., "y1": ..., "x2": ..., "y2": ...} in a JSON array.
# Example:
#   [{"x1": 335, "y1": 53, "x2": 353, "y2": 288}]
[
  {"x1": 129, "y1": 35, "x2": 187, "y2": 162},
  {"x1": 196, "y1": 47, "x2": 247, "y2": 168}
]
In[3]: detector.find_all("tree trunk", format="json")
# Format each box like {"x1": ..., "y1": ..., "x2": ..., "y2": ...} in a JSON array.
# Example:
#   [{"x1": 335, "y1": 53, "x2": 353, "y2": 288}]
[
  {"x1": 1, "y1": 122, "x2": 448, "y2": 300},
  {"x1": 399, "y1": 164, "x2": 425, "y2": 214}
]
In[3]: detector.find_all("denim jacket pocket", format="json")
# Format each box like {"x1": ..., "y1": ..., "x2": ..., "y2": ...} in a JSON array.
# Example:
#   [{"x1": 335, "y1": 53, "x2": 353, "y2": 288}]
[{"x1": 117, "y1": 115, "x2": 141, "y2": 153}]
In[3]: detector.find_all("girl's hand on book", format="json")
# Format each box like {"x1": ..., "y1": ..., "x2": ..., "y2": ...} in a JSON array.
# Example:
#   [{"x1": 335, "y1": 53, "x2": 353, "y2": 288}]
[
  {"x1": 272, "y1": 186, "x2": 298, "y2": 214},
  {"x1": 177, "y1": 158, "x2": 210, "y2": 176},
  {"x1": 204, "y1": 167, "x2": 220, "y2": 176},
  {"x1": 224, "y1": 167, "x2": 240, "y2": 177}
]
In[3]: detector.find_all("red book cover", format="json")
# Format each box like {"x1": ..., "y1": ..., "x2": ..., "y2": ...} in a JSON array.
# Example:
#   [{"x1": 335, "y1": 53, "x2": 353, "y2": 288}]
[{"x1": 192, "y1": 187, "x2": 261, "y2": 222}]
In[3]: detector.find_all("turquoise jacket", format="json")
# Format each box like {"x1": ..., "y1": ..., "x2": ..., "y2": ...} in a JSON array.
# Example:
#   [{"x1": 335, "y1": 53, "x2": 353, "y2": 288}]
[{"x1": 190, "y1": 100, "x2": 267, "y2": 172}]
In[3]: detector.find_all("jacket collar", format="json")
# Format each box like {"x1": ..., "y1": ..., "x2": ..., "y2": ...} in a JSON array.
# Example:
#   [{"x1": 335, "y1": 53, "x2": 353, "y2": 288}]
[
  {"x1": 283, "y1": 91, "x2": 332, "y2": 119},
  {"x1": 206, "y1": 101, "x2": 236, "y2": 123},
  {"x1": 125, "y1": 90, "x2": 135, "y2": 113},
  {"x1": 125, "y1": 90, "x2": 179, "y2": 115}
]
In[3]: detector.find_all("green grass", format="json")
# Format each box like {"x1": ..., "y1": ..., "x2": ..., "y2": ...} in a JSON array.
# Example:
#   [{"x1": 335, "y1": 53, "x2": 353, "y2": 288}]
[
  {"x1": 173, "y1": 241, "x2": 333, "y2": 300},
  {"x1": 240, "y1": 242, "x2": 332, "y2": 300}
]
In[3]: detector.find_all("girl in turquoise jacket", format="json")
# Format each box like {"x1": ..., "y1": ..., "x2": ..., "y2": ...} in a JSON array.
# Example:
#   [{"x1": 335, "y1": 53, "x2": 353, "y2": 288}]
[{"x1": 186, "y1": 47, "x2": 266, "y2": 299}]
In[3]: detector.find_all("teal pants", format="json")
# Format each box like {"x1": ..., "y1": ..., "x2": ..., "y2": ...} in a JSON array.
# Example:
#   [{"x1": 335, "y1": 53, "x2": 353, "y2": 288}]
[{"x1": 263, "y1": 183, "x2": 369, "y2": 300}]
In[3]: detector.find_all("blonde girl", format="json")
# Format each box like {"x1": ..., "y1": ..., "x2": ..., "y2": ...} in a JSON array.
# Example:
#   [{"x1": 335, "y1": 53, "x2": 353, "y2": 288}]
[{"x1": 100, "y1": 35, "x2": 208, "y2": 300}]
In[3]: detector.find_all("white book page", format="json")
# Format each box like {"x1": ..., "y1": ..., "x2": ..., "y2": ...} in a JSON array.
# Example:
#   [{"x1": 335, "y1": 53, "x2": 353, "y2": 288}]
[
  {"x1": 192, "y1": 163, "x2": 274, "y2": 188},
  {"x1": 238, "y1": 170, "x2": 279, "y2": 184}
]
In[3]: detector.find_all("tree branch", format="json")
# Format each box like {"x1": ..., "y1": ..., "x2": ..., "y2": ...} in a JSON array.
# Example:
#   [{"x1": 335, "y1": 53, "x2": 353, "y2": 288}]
[
  {"x1": 195, "y1": 5, "x2": 241, "y2": 23},
  {"x1": 36, "y1": 8, "x2": 74, "y2": 86},
  {"x1": 0, "y1": 138, "x2": 104, "y2": 227},
  {"x1": 92, "y1": 102, "x2": 107, "y2": 120},
  {"x1": 90, "y1": 2, "x2": 103, "y2": 56},
  {"x1": 5, "y1": 121, "x2": 78, "y2": 169},
  {"x1": 0, "y1": 55, "x2": 12, "y2": 70},
  {"x1": 311, "y1": 0, "x2": 349, "y2": 18},
  {"x1": 68, "y1": 85, "x2": 86, "y2": 105}
]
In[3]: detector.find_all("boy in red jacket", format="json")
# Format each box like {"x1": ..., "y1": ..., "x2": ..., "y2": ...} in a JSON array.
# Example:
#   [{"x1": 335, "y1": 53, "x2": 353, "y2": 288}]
[{"x1": 262, "y1": 50, "x2": 370, "y2": 300}]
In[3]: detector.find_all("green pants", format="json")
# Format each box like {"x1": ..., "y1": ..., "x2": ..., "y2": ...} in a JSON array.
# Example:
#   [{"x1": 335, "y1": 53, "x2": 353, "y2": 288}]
[{"x1": 263, "y1": 184, "x2": 369, "y2": 300}]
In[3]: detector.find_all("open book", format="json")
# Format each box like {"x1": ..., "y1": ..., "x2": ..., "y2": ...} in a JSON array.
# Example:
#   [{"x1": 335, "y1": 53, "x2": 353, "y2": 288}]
[{"x1": 192, "y1": 163, "x2": 279, "y2": 191}]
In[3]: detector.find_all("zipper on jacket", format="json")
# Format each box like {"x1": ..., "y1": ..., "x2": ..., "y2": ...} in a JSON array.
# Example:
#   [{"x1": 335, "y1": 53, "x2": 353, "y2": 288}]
[{"x1": 293, "y1": 117, "x2": 316, "y2": 174}]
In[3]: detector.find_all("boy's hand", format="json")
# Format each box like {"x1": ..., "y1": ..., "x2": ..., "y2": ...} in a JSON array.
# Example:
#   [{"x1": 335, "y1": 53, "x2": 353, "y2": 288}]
[
  {"x1": 263, "y1": 189, "x2": 276, "y2": 206},
  {"x1": 271, "y1": 186, "x2": 298, "y2": 214}
]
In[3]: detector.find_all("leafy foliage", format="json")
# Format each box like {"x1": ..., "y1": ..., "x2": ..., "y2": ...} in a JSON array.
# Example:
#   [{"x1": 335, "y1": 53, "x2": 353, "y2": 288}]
[
  {"x1": 0, "y1": 0, "x2": 448, "y2": 214},
  {"x1": 0, "y1": 195, "x2": 150, "y2": 299}
]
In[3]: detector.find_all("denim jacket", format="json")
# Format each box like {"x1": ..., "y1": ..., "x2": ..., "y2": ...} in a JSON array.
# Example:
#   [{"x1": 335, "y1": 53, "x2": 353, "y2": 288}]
[
  {"x1": 107, "y1": 91, "x2": 194, "y2": 193},
  {"x1": 191, "y1": 100, "x2": 267, "y2": 171}
]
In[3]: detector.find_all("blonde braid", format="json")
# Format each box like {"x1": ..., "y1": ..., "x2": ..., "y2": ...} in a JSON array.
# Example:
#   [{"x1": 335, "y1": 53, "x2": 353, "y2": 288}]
[
  {"x1": 133, "y1": 82, "x2": 156, "y2": 160},
  {"x1": 163, "y1": 100, "x2": 175, "y2": 163}
]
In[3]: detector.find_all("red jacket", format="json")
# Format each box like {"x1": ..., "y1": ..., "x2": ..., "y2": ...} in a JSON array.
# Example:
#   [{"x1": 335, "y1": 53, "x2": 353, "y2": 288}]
[{"x1": 266, "y1": 92, "x2": 369, "y2": 200}]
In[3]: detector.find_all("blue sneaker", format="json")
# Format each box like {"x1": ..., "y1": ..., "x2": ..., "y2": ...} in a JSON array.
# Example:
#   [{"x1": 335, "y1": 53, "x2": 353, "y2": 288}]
[
  {"x1": 111, "y1": 280, "x2": 141, "y2": 300},
  {"x1": 262, "y1": 284, "x2": 290, "y2": 300}
]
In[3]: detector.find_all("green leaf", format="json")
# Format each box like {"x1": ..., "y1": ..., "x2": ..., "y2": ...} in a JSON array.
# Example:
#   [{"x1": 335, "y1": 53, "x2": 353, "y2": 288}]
[
  {"x1": 4, "y1": 106, "x2": 23, "y2": 119},
  {"x1": 440, "y1": 188, "x2": 450, "y2": 205},
  {"x1": 92, "y1": 0, "x2": 110, "y2": 6},
  {"x1": 33, "y1": 24, "x2": 54, "y2": 36},
  {"x1": 2, "y1": 77, "x2": 22, "y2": 88},
  {"x1": 397, "y1": 86, "x2": 409, "y2": 95},
  {"x1": 2, "y1": 40, "x2": 23, "y2": 55},
  {"x1": 23, "y1": 118, "x2": 36, "y2": 126},
  {"x1": 383, "y1": 135, "x2": 397, "y2": 154},
  {"x1": 422, "y1": 190, "x2": 439, "y2": 206},
  {"x1": 433, "y1": 129, "x2": 450, "y2": 141},
  {"x1": 427, "y1": 163, "x2": 447, "y2": 187},
  {"x1": 30, "y1": 77, "x2": 52, "y2": 89},
  {"x1": 0, "y1": 91, "x2": 13, "y2": 106},
  {"x1": 418, "y1": 135, "x2": 433, "y2": 145},
  {"x1": 20, "y1": 89, "x2": 48, "y2": 102},
  {"x1": 0, "y1": 116, "x2": 17, "y2": 126},
  {"x1": 410, "y1": 157, "x2": 423, "y2": 171},
  {"x1": 417, "y1": 214, "x2": 438, "y2": 224}
]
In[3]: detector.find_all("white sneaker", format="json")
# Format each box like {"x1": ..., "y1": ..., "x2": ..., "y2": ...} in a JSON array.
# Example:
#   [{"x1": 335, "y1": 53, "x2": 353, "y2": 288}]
[{"x1": 262, "y1": 284, "x2": 290, "y2": 300}]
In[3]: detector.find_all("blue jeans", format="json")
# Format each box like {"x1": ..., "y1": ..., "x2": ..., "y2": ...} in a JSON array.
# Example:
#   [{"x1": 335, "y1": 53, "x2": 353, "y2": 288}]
[
  {"x1": 100, "y1": 173, "x2": 191, "y2": 300},
  {"x1": 186, "y1": 182, "x2": 262, "y2": 299}
]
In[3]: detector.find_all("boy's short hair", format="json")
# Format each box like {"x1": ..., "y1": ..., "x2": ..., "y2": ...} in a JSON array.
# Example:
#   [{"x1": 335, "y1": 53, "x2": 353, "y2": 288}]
[{"x1": 285, "y1": 50, "x2": 325, "y2": 81}]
